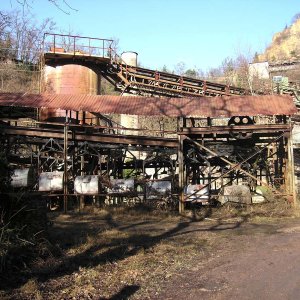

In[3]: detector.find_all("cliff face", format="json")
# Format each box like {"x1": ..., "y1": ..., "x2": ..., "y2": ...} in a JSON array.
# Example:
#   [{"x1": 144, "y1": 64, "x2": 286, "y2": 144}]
[{"x1": 258, "y1": 18, "x2": 300, "y2": 62}]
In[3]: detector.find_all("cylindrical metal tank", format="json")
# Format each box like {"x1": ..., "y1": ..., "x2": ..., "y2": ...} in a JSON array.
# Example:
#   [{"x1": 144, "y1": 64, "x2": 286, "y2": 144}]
[
  {"x1": 184, "y1": 184, "x2": 209, "y2": 202},
  {"x1": 11, "y1": 168, "x2": 34, "y2": 188},
  {"x1": 44, "y1": 65, "x2": 98, "y2": 94},
  {"x1": 41, "y1": 64, "x2": 100, "y2": 123},
  {"x1": 145, "y1": 180, "x2": 172, "y2": 200},
  {"x1": 74, "y1": 175, "x2": 101, "y2": 195},
  {"x1": 38, "y1": 171, "x2": 64, "y2": 192},
  {"x1": 108, "y1": 178, "x2": 135, "y2": 194},
  {"x1": 121, "y1": 51, "x2": 138, "y2": 67}
]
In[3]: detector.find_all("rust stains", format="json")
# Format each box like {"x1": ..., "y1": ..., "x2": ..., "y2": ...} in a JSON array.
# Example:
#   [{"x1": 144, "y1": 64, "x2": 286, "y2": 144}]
[{"x1": 0, "y1": 93, "x2": 297, "y2": 117}]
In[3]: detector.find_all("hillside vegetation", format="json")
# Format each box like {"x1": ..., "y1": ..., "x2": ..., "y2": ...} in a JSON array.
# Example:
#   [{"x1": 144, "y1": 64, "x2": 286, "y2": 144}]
[{"x1": 257, "y1": 16, "x2": 300, "y2": 62}]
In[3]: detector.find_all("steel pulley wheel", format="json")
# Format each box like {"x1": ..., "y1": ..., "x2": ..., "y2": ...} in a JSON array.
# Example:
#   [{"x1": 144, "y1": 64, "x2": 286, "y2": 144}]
[{"x1": 228, "y1": 116, "x2": 254, "y2": 140}]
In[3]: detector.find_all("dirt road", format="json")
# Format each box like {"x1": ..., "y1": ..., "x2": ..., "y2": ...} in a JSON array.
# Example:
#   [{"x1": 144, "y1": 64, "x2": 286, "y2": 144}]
[{"x1": 160, "y1": 221, "x2": 300, "y2": 300}]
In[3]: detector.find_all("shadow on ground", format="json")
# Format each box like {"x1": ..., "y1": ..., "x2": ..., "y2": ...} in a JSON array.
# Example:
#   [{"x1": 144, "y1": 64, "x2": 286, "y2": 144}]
[{"x1": 0, "y1": 204, "x2": 280, "y2": 298}]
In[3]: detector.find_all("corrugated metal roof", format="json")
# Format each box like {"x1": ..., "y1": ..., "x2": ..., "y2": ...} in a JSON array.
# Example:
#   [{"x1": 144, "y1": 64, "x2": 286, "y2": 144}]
[{"x1": 0, "y1": 93, "x2": 297, "y2": 117}]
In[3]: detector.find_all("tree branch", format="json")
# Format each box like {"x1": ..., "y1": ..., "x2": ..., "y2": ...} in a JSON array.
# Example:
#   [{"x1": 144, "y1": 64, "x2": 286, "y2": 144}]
[
  {"x1": 63, "y1": 0, "x2": 78, "y2": 12},
  {"x1": 7, "y1": 0, "x2": 78, "y2": 15},
  {"x1": 48, "y1": 0, "x2": 78, "y2": 14}
]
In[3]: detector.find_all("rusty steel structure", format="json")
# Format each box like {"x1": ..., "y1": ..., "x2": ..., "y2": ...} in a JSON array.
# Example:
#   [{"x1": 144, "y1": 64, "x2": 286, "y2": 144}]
[
  {"x1": 0, "y1": 33, "x2": 298, "y2": 212},
  {"x1": 42, "y1": 33, "x2": 251, "y2": 97},
  {"x1": 0, "y1": 92, "x2": 297, "y2": 212},
  {"x1": 0, "y1": 93, "x2": 295, "y2": 118}
]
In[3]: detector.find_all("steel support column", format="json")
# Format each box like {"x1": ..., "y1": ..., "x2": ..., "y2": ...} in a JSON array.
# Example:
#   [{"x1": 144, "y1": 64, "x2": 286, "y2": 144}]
[
  {"x1": 63, "y1": 123, "x2": 68, "y2": 213},
  {"x1": 178, "y1": 134, "x2": 185, "y2": 213}
]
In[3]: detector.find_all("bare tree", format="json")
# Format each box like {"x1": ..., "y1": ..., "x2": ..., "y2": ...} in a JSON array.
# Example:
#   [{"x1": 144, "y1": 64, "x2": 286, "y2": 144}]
[
  {"x1": 207, "y1": 66, "x2": 223, "y2": 81},
  {"x1": 8, "y1": 0, "x2": 78, "y2": 15},
  {"x1": 233, "y1": 52, "x2": 271, "y2": 94},
  {"x1": 221, "y1": 57, "x2": 236, "y2": 86},
  {"x1": 174, "y1": 61, "x2": 186, "y2": 76},
  {"x1": 0, "y1": 10, "x2": 55, "y2": 62},
  {"x1": 184, "y1": 68, "x2": 198, "y2": 79},
  {"x1": 0, "y1": 9, "x2": 56, "y2": 92}
]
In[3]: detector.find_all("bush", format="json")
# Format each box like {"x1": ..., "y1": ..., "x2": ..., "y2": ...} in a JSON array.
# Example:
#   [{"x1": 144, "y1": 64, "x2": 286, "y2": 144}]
[{"x1": 0, "y1": 193, "x2": 48, "y2": 273}]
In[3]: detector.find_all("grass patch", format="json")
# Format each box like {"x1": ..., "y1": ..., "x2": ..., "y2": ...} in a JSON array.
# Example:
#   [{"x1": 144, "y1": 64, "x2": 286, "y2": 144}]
[{"x1": 1, "y1": 199, "x2": 299, "y2": 299}]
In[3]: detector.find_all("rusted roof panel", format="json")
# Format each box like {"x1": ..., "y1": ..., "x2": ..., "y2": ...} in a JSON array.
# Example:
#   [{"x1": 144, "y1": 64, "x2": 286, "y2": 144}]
[{"x1": 0, "y1": 93, "x2": 297, "y2": 117}]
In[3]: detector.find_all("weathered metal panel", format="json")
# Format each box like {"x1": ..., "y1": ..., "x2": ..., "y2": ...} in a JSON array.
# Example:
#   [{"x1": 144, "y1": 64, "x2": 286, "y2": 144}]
[
  {"x1": 184, "y1": 184, "x2": 209, "y2": 202},
  {"x1": 145, "y1": 180, "x2": 172, "y2": 199},
  {"x1": 108, "y1": 178, "x2": 135, "y2": 194},
  {"x1": 0, "y1": 93, "x2": 297, "y2": 118},
  {"x1": 293, "y1": 124, "x2": 300, "y2": 144},
  {"x1": 11, "y1": 168, "x2": 34, "y2": 188},
  {"x1": 44, "y1": 65, "x2": 98, "y2": 95},
  {"x1": 74, "y1": 175, "x2": 100, "y2": 194},
  {"x1": 39, "y1": 171, "x2": 64, "y2": 192}
]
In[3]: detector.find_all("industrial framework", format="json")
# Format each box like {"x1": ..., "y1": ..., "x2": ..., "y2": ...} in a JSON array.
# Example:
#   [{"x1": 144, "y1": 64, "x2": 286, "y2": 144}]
[
  {"x1": 0, "y1": 33, "x2": 298, "y2": 212},
  {"x1": 0, "y1": 92, "x2": 297, "y2": 212},
  {"x1": 42, "y1": 33, "x2": 250, "y2": 98}
]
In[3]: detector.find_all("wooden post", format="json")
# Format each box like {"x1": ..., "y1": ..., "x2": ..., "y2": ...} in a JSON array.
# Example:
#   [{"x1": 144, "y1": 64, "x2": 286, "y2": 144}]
[
  {"x1": 178, "y1": 134, "x2": 185, "y2": 213},
  {"x1": 63, "y1": 123, "x2": 68, "y2": 213}
]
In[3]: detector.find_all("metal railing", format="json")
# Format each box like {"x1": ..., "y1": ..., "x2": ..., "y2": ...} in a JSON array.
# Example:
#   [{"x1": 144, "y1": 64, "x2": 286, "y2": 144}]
[{"x1": 43, "y1": 33, "x2": 114, "y2": 58}]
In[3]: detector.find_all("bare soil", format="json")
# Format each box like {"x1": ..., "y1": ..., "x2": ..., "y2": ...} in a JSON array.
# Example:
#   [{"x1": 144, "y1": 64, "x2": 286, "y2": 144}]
[{"x1": 1, "y1": 203, "x2": 300, "y2": 299}]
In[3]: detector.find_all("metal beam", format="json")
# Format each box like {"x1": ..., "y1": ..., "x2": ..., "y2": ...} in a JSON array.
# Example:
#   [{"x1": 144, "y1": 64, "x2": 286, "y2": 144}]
[
  {"x1": 1, "y1": 127, "x2": 178, "y2": 148},
  {"x1": 180, "y1": 124, "x2": 292, "y2": 135},
  {"x1": 178, "y1": 134, "x2": 185, "y2": 213}
]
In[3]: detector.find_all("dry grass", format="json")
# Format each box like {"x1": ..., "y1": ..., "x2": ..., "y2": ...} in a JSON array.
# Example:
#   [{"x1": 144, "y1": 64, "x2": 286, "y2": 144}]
[
  {"x1": 0, "y1": 208, "x2": 216, "y2": 299},
  {"x1": 1, "y1": 200, "x2": 299, "y2": 299},
  {"x1": 19, "y1": 279, "x2": 42, "y2": 300}
]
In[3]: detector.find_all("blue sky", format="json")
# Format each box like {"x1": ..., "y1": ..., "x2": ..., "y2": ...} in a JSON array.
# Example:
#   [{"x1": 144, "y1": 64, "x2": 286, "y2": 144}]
[{"x1": 2, "y1": 0, "x2": 300, "y2": 72}]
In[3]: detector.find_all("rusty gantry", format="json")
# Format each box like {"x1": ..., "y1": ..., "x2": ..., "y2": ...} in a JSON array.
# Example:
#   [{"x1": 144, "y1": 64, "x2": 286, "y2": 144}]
[{"x1": 0, "y1": 33, "x2": 298, "y2": 212}]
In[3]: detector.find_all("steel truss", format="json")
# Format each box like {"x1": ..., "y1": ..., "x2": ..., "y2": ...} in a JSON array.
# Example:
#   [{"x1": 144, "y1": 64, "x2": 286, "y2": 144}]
[
  {"x1": 0, "y1": 115, "x2": 296, "y2": 213},
  {"x1": 177, "y1": 119, "x2": 295, "y2": 212}
]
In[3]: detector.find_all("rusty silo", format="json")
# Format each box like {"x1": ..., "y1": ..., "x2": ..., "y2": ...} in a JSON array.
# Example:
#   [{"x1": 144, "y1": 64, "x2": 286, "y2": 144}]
[{"x1": 41, "y1": 64, "x2": 100, "y2": 124}]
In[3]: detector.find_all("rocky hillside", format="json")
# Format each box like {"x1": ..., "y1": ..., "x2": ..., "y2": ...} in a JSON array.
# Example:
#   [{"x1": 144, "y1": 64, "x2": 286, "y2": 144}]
[{"x1": 257, "y1": 17, "x2": 300, "y2": 62}]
